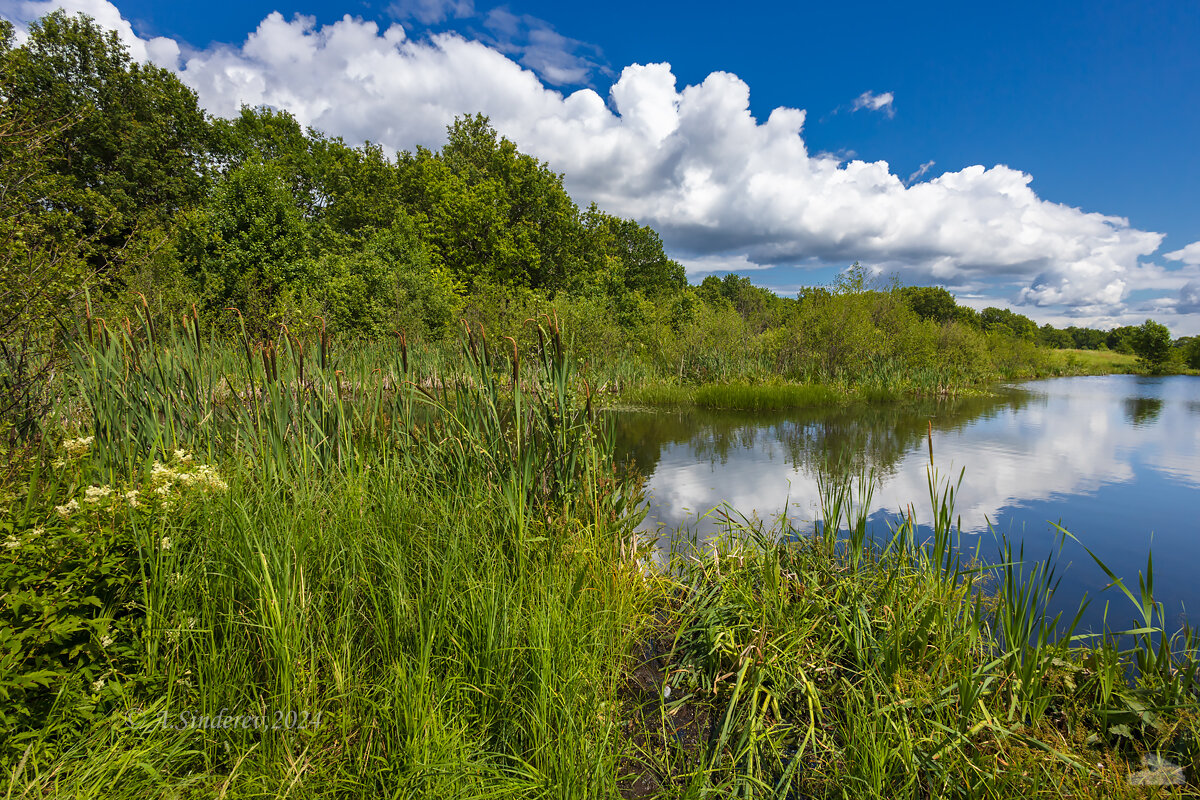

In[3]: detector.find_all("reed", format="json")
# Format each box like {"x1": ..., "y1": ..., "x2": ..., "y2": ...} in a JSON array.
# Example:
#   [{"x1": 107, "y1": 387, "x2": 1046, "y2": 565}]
[
  {"x1": 2, "y1": 316, "x2": 1196, "y2": 798},
  {"x1": 635, "y1": 451, "x2": 1199, "y2": 796}
]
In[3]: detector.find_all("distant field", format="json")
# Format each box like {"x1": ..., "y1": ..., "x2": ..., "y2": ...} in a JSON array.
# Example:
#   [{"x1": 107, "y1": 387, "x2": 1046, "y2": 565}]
[{"x1": 1048, "y1": 348, "x2": 1139, "y2": 373}]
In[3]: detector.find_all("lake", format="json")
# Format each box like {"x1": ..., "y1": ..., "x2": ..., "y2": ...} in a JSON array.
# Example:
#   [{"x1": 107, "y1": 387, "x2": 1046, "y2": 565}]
[{"x1": 613, "y1": 374, "x2": 1200, "y2": 634}]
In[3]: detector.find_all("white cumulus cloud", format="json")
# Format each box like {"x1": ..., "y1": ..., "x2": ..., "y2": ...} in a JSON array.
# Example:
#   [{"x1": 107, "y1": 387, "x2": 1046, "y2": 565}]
[
  {"x1": 1165, "y1": 240, "x2": 1200, "y2": 266},
  {"x1": 1, "y1": 0, "x2": 179, "y2": 66},
  {"x1": 0, "y1": 0, "x2": 1182, "y2": 319}
]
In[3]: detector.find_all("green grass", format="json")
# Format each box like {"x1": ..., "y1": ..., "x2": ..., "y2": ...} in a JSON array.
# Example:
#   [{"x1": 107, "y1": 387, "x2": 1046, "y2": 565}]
[
  {"x1": 1048, "y1": 348, "x2": 1141, "y2": 374},
  {"x1": 1, "y1": 313, "x2": 1197, "y2": 798},
  {"x1": 617, "y1": 349, "x2": 1157, "y2": 414},
  {"x1": 621, "y1": 469, "x2": 1200, "y2": 797},
  {"x1": 622, "y1": 381, "x2": 844, "y2": 411},
  {"x1": 692, "y1": 381, "x2": 843, "y2": 410}
]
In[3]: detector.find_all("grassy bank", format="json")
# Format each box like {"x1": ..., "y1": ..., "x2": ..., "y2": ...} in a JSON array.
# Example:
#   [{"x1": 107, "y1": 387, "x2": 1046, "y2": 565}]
[
  {"x1": 1, "y1": 317, "x2": 1197, "y2": 797},
  {"x1": 614, "y1": 353, "x2": 1138, "y2": 413},
  {"x1": 620, "y1": 381, "x2": 845, "y2": 411},
  {"x1": 1048, "y1": 348, "x2": 1142, "y2": 374}
]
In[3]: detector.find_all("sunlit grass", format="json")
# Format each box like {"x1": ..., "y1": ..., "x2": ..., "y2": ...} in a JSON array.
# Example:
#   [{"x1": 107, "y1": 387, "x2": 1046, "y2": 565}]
[
  {"x1": 622, "y1": 381, "x2": 843, "y2": 410},
  {"x1": 2, "y1": 313, "x2": 1197, "y2": 797},
  {"x1": 1049, "y1": 348, "x2": 1141, "y2": 374}
]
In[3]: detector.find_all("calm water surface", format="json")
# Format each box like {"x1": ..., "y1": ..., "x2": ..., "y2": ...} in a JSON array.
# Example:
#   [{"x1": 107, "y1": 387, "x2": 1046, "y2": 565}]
[{"x1": 613, "y1": 375, "x2": 1200, "y2": 631}]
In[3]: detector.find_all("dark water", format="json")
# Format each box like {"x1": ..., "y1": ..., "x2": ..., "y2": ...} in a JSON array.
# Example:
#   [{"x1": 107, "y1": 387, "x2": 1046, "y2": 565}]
[{"x1": 613, "y1": 375, "x2": 1200, "y2": 632}]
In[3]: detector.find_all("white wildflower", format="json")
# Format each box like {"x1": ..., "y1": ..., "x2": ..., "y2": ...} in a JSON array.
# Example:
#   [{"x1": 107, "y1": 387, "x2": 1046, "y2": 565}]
[
  {"x1": 155, "y1": 483, "x2": 173, "y2": 497},
  {"x1": 92, "y1": 677, "x2": 105, "y2": 692},
  {"x1": 150, "y1": 461, "x2": 174, "y2": 482},
  {"x1": 99, "y1": 634, "x2": 113, "y2": 648},
  {"x1": 195, "y1": 465, "x2": 229, "y2": 492},
  {"x1": 84, "y1": 485, "x2": 113, "y2": 503},
  {"x1": 124, "y1": 490, "x2": 140, "y2": 508},
  {"x1": 31, "y1": 527, "x2": 44, "y2": 537},
  {"x1": 63, "y1": 436, "x2": 94, "y2": 457},
  {"x1": 159, "y1": 536, "x2": 172, "y2": 552},
  {"x1": 55, "y1": 498, "x2": 80, "y2": 517},
  {"x1": 4, "y1": 535, "x2": 19, "y2": 550},
  {"x1": 174, "y1": 449, "x2": 194, "y2": 463}
]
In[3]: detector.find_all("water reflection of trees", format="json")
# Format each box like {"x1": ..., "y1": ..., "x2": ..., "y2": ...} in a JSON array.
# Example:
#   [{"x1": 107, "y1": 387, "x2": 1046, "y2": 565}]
[
  {"x1": 613, "y1": 389, "x2": 1036, "y2": 485},
  {"x1": 1123, "y1": 397, "x2": 1164, "y2": 427}
]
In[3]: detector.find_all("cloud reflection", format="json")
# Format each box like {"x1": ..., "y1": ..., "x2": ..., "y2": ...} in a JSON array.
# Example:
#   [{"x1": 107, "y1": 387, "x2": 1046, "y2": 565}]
[{"x1": 619, "y1": 376, "x2": 1200, "y2": 545}]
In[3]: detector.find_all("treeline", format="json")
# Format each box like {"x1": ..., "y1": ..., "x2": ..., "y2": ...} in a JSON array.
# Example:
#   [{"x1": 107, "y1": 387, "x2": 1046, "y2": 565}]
[
  {"x1": 2, "y1": 10, "x2": 1193, "y2": 438},
  {"x1": 0, "y1": 12, "x2": 685, "y2": 340}
]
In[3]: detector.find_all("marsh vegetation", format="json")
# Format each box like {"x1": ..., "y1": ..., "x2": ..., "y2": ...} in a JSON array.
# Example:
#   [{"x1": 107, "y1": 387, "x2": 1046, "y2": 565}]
[
  {"x1": 0, "y1": 313, "x2": 1197, "y2": 797},
  {"x1": 3, "y1": 9, "x2": 1200, "y2": 797}
]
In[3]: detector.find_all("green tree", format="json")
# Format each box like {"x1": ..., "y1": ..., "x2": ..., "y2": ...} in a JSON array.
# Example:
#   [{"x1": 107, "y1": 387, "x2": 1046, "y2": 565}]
[
  {"x1": 216, "y1": 107, "x2": 403, "y2": 245},
  {"x1": 1130, "y1": 319, "x2": 1173, "y2": 373},
  {"x1": 181, "y1": 160, "x2": 310, "y2": 332},
  {"x1": 0, "y1": 107, "x2": 92, "y2": 438},
  {"x1": 311, "y1": 215, "x2": 462, "y2": 336},
  {"x1": 1179, "y1": 336, "x2": 1200, "y2": 370},
  {"x1": 1106, "y1": 325, "x2": 1138, "y2": 354},
  {"x1": 898, "y1": 286, "x2": 959, "y2": 323},
  {"x1": 1065, "y1": 326, "x2": 1107, "y2": 350},
  {"x1": 979, "y1": 307, "x2": 1037, "y2": 339},
  {"x1": 695, "y1": 273, "x2": 788, "y2": 332},
  {"x1": 397, "y1": 115, "x2": 584, "y2": 293},
  {"x1": 580, "y1": 206, "x2": 685, "y2": 297},
  {"x1": 1, "y1": 11, "x2": 214, "y2": 287},
  {"x1": 1037, "y1": 323, "x2": 1074, "y2": 349}
]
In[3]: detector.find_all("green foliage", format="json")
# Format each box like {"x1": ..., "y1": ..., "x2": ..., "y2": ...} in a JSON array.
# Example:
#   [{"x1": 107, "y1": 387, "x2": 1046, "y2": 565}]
[
  {"x1": 181, "y1": 159, "x2": 310, "y2": 333},
  {"x1": 311, "y1": 216, "x2": 463, "y2": 337},
  {"x1": 1131, "y1": 319, "x2": 1173, "y2": 372},
  {"x1": 698, "y1": 273, "x2": 784, "y2": 331},
  {"x1": 1038, "y1": 323, "x2": 1075, "y2": 348},
  {"x1": 1180, "y1": 336, "x2": 1200, "y2": 370},
  {"x1": 980, "y1": 306, "x2": 1038, "y2": 339},
  {"x1": 0, "y1": 10, "x2": 213, "y2": 283},
  {"x1": 898, "y1": 285, "x2": 959, "y2": 323},
  {"x1": 1106, "y1": 325, "x2": 1138, "y2": 354},
  {"x1": 581, "y1": 205, "x2": 686, "y2": 297},
  {"x1": 0, "y1": 110, "x2": 88, "y2": 439},
  {"x1": 0, "y1": 439, "x2": 230, "y2": 758},
  {"x1": 397, "y1": 114, "x2": 585, "y2": 293},
  {"x1": 215, "y1": 106, "x2": 406, "y2": 245},
  {"x1": 3, "y1": 317, "x2": 1200, "y2": 796},
  {"x1": 1060, "y1": 325, "x2": 1109, "y2": 350}
]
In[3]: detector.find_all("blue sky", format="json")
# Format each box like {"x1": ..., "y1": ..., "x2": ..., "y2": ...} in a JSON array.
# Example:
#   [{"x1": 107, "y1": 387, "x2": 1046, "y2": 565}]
[{"x1": 5, "y1": 0, "x2": 1200, "y2": 332}]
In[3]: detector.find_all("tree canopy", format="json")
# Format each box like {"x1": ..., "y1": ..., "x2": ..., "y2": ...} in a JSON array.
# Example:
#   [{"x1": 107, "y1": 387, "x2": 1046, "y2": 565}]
[
  {"x1": 0, "y1": 7, "x2": 1186, "y2": 383},
  {"x1": 1131, "y1": 319, "x2": 1173, "y2": 372}
]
